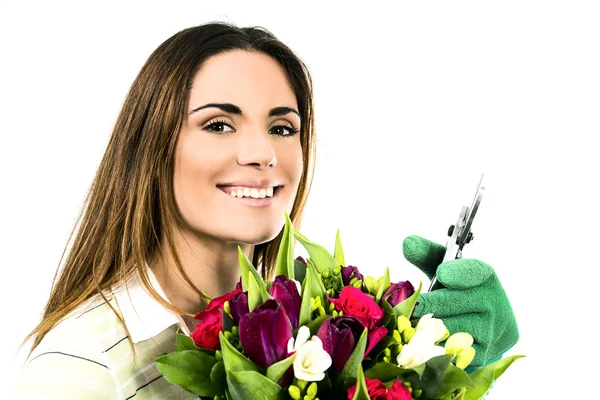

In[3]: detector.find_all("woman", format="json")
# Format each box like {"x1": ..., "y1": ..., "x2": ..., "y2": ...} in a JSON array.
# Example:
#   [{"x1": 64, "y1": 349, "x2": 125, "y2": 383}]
[{"x1": 13, "y1": 22, "x2": 518, "y2": 399}]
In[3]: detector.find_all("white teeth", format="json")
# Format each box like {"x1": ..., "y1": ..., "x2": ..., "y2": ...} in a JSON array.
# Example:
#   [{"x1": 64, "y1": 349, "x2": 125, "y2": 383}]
[{"x1": 226, "y1": 186, "x2": 277, "y2": 198}]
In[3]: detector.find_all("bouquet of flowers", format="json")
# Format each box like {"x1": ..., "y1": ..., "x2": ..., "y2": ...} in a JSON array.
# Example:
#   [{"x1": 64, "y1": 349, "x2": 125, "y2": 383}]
[{"x1": 155, "y1": 214, "x2": 521, "y2": 399}]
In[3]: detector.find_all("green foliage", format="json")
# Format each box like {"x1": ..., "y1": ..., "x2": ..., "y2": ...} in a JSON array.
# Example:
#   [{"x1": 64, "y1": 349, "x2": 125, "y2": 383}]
[
  {"x1": 375, "y1": 267, "x2": 391, "y2": 304},
  {"x1": 463, "y1": 355, "x2": 524, "y2": 400},
  {"x1": 334, "y1": 228, "x2": 346, "y2": 267},
  {"x1": 155, "y1": 350, "x2": 223, "y2": 397},
  {"x1": 266, "y1": 353, "x2": 297, "y2": 384},
  {"x1": 351, "y1": 364, "x2": 371, "y2": 400},
  {"x1": 275, "y1": 212, "x2": 295, "y2": 279},
  {"x1": 293, "y1": 230, "x2": 339, "y2": 273}
]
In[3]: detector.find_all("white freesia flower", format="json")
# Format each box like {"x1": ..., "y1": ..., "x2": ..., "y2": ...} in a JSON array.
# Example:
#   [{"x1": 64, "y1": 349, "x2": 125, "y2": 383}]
[
  {"x1": 287, "y1": 326, "x2": 332, "y2": 382},
  {"x1": 397, "y1": 338, "x2": 446, "y2": 369},
  {"x1": 414, "y1": 313, "x2": 449, "y2": 344},
  {"x1": 397, "y1": 314, "x2": 448, "y2": 369}
]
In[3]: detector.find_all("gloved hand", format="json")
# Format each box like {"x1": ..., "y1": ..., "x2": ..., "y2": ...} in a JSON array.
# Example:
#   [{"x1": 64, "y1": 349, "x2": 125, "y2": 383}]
[{"x1": 402, "y1": 235, "x2": 519, "y2": 367}]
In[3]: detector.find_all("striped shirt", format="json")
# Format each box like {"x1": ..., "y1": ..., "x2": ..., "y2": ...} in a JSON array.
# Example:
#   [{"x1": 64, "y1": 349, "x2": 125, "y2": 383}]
[{"x1": 12, "y1": 267, "x2": 198, "y2": 399}]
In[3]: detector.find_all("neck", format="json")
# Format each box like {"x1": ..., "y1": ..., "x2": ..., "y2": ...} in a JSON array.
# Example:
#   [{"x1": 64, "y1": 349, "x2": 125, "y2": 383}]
[{"x1": 149, "y1": 226, "x2": 253, "y2": 320}]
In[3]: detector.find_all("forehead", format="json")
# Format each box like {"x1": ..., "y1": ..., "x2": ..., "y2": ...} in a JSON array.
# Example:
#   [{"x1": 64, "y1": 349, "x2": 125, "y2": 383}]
[{"x1": 188, "y1": 50, "x2": 298, "y2": 113}]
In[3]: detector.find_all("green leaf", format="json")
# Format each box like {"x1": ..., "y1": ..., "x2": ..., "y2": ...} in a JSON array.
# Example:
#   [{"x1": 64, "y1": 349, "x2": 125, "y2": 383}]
[
  {"x1": 299, "y1": 265, "x2": 313, "y2": 327},
  {"x1": 248, "y1": 271, "x2": 262, "y2": 312},
  {"x1": 410, "y1": 354, "x2": 454, "y2": 399},
  {"x1": 219, "y1": 331, "x2": 258, "y2": 373},
  {"x1": 155, "y1": 350, "x2": 222, "y2": 396},
  {"x1": 293, "y1": 258, "x2": 307, "y2": 284},
  {"x1": 294, "y1": 230, "x2": 339, "y2": 273},
  {"x1": 334, "y1": 228, "x2": 346, "y2": 267},
  {"x1": 436, "y1": 363, "x2": 474, "y2": 398},
  {"x1": 210, "y1": 360, "x2": 227, "y2": 385},
  {"x1": 275, "y1": 212, "x2": 295, "y2": 279},
  {"x1": 238, "y1": 246, "x2": 271, "y2": 312},
  {"x1": 306, "y1": 259, "x2": 326, "y2": 299},
  {"x1": 381, "y1": 299, "x2": 396, "y2": 332},
  {"x1": 364, "y1": 362, "x2": 420, "y2": 382},
  {"x1": 375, "y1": 267, "x2": 391, "y2": 304},
  {"x1": 464, "y1": 355, "x2": 524, "y2": 400},
  {"x1": 221, "y1": 309, "x2": 235, "y2": 333},
  {"x1": 227, "y1": 370, "x2": 284, "y2": 400},
  {"x1": 175, "y1": 333, "x2": 200, "y2": 352},
  {"x1": 337, "y1": 328, "x2": 368, "y2": 386},
  {"x1": 351, "y1": 364, "x2": 371, "y2": 400},
  {"x1": 266, "y1": 353, "x2": 296, "y2": 384},
  {"x1": 393, "y1": 281, "x2": 422, "y2": 319}
]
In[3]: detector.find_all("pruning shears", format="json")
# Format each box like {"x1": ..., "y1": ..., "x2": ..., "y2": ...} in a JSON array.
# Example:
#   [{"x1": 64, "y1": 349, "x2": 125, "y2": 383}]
[{"x1": 428, "y1": 174, "x2": 486, "y2": 292}]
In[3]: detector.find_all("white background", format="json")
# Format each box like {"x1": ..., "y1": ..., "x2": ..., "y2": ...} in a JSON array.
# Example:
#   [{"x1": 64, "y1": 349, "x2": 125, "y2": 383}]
[{"x1": 1, "y1": 1, "x2": 599, "y2": 398}]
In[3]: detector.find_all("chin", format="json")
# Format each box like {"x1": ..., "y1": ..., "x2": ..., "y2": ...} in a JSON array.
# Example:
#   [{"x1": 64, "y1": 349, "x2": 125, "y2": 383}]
[{"x1": 234, "y1": 227, "x2": 281, "y2": 246}]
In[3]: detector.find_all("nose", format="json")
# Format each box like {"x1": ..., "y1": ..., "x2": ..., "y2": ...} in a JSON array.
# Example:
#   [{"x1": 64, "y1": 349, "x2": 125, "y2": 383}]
[{"x1": 236, "y1": 126, "x2": 277, "y2": 169}]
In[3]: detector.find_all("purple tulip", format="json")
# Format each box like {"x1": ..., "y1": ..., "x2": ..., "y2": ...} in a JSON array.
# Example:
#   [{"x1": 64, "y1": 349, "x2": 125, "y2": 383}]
[
  {"x1": 316, "y1": 316, "x2": 365, "y2": 372},
  {"x1": 383, "y1": 281, "x2": 415, "y2": 307},
  {"x1": 238, "y1": 299, "x2": 293, "y2": 368},
  {"x1": 296, "y1": 256, "x2": 307, "y2": 265},
  {"x1": 341, "y1": 265, "x2": 364, "y2": 286},
  {"x1": 269, "y1": 275, "x2": 301, "y2": 329},
  {"x1": 229, "y1": 291, "x2": 249, "y2": 324}
]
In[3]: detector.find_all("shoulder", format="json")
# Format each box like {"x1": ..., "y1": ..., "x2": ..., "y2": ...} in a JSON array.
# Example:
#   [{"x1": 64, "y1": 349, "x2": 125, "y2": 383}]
[{"x1": 12, "y1": 294, "x2": 126, "y2": 399}]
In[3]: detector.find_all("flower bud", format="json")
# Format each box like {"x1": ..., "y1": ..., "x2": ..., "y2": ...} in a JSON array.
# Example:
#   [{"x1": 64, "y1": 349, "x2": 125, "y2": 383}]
[
  {"x1": 402, "y1": 327, "x2": 415, "y2": 343},
  {"x1": 215, "y1": 350, "x2": 222, "y2": 360},
  {"x1": 231, "y1": 326, "x2": 239, "y2": 336},
  {"x1": 297, "y1": 379, "x2": 308, "y2": 391},
  {"x1": 317, "y1": 306, "x2": 326, "y2": 316},
  {"x1": 224, "y1": 301, "x2": 231, "y2": 315},
  {"x1": 310, "y1": 297, "x2": 316, "y2": 311},
  {"x1": 352, "y1": 280, "x2": 363, "y2": 289},
  {"x1": 364, "y1": 276, "x2": 379, "y2": 295},
  {"x1": 307, "y1": 382, "x2": 318, "y2": 398},
  {"x1": 396, "y1": 315, "x2": 412, "y2": 334},
  {"x1": 333, "y1": 266, "x2": 341, "y2": 276},
  {"x1": 456, "y1": 346, "x2": 476, "y2": 369},
  {"x1": 288, "y1": 385, "x2": 301, "y2": 400},
  {"x1": 445, "y1": 332, "x2": 474, "y2": 356},
  {"x1": 322, "y1": 269, "x2": 330, "y2": 279},
  {"x1": 393, "y1": 329, "x2": 402, "y2": 343}
]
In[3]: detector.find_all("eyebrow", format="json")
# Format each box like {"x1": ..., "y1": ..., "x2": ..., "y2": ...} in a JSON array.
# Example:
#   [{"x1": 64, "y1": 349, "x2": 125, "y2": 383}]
[{"x1": 189, "y1": 103, "x2": 301, "y2": 121}]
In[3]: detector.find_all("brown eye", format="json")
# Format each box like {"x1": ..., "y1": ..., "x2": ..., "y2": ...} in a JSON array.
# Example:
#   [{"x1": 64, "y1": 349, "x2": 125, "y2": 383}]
[
  {"x1": 203, "y1": 119, "x2": 234, "y2": 134},
  {"x1": 269, "y1": 124, "x2": 299, "y2": 137}
]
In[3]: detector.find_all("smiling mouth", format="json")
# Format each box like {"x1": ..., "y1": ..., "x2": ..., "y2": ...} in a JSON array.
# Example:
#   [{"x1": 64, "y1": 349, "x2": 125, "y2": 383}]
[{"x1": 216, "y1": 185, "x2": 283, "y2": 199}]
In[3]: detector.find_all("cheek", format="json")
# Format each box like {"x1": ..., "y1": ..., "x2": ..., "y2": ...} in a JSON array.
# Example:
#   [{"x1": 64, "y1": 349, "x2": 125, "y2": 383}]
[{"x1": 279, "y1": 140, "x2": 304, "y2": 185}]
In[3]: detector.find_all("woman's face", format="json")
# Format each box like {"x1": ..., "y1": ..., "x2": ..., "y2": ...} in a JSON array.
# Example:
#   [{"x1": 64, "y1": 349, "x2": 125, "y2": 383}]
[{"x1": 173, "y1": 50, "x2": 304, "y2": 245}]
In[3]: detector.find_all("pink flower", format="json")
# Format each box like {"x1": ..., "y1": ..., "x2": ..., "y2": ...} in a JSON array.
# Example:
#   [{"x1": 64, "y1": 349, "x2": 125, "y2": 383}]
[
  {"x1": 347, "y1": 378, "x2": 411, "y2": 400},
  {"x1": 329, "y1": 286, "x2": 383, "y2": 330}
]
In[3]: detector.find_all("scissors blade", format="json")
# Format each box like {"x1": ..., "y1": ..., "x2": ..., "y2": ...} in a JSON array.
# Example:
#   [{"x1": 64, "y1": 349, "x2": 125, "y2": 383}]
[{"x1": 427, "y1": 174, "x2": 485, "y2": 292}]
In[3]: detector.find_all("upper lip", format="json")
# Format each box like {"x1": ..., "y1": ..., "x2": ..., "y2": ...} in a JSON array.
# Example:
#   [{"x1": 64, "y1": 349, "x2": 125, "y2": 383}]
[{"x1": 217, "y1": 179, "x2": 282, "y2": 189}]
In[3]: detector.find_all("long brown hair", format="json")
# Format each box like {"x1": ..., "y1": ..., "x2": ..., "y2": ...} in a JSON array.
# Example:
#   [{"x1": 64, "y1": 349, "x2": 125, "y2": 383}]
[{"x1": 23, "y1": 22, "x2": 317, "y2": 357}]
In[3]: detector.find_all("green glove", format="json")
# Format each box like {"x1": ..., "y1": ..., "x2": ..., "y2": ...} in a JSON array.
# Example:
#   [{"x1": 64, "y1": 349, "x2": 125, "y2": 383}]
[{"x1": 402, "y1": 235, "x2": 519, "y2": 367}]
